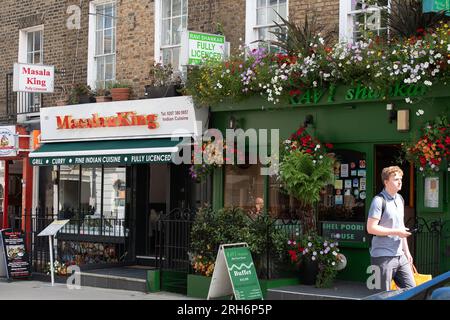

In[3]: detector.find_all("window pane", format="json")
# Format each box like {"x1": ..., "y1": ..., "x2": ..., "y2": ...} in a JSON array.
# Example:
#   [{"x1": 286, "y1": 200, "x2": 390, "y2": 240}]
[
  {"x1": 103, "y1": 167, "x2": 126, "y2": 220},
  {"x1": 162, "y1": 19, "x2": 171, "y2": 45},
  {"x1": 278, "y1": 3, "x2": 287, "y2": 20},
  {"x1": 27, "y1": 53, "x2": 33, "y2": 64},
  {"x1": 268, "y1": 6, "x2": 278, "y2": 25},
  {"x1": 162, "y1": 48, "x2": 172, "y2": 65},
  {"x1": 97, "y1": 56, "x2": 105, "y2": 81},
  {"x1": 182, "y1": 15, "x2": 187, "y2": 29},
  {"x1": 182, "y1": 0, "x2": 188, "y2": 15},
  {"x1": 172, "y1": 17, "x2": 182, "y2": 44},
  {"x1": 27, "y1": 33, "x2": 34, "y2": 53},
  {"x1": 173, "y1": 0, "x2": 182, "y2": 16},
  {"x1": 269, "y1": 0, "x2": 278, "y2": 6},
  {"x1": 34, "y1": 52, "x2": 41, "y2": 64},
  {"x1": 34, "y1": 31, "x2": 41, "y2": 51},
  {"x1": 172, "y1": 46, "x2": 180, "y2": 68},
  {"x1": 96, "y1": 6, "x2": 104, "y2": 30},
  {"x1": 80, "y1": 167, "x2": 102, "y2": 215},
  {"x1": 105, "y1": 5, "x2": 113, "y2": 29},
  {"x1": 269, "y1": 175, "x2": 302, "y2": 219},
  {"x1": 224, "y1": 165, "x2": 264, "y2": 214},
  {"x1": 162, "y1": 0, "x2": 171, "y2": 18},
  {"x1": 104, "y1": 28, "x2": 113, "y2": 54},
  {"x1": 59, "y1": 165, "x2": 80, "y2": 219},
  {"x1": 105, "y1": 55, "x2": 114, "y2": 80},
  {"x1": 257, "y1": 8, "x2": 267, "y2": 25},
  {"x1": 257, "y1": 0, "x2": 266, "y2": 8},
  {"x1": 96, "y1": 30, "x2": 104, "y2": 55}
]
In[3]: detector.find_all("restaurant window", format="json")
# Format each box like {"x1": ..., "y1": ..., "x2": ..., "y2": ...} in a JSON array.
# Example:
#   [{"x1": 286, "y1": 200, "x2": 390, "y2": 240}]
[
  {"x1": 246, "y1": 0, "x2": 288, "y2": 51},
  {"x1": 339, "y1": 0, "x2": 390, "y2": 43},
  {"x1": 103, "y1": 167, "x2": 126, "y2": 220},
  {"x1": 58, "y1": 165, "x2": 80, "y2": 219},
  {"x1": 317, "y1": 149, "x2": 367, "y2": 222},
  {"x1": 224, "y1": 165, "x2": 264, "y2": 213},
  {"x1": 158, "y1": 0, "x2": 188, "y2": 68},
  {"x1": 268, "y1": 175, "x2": 302, "y2": 219},
  {"x1": 80, "y1": 167, "x2": 102, "y2": 216}
]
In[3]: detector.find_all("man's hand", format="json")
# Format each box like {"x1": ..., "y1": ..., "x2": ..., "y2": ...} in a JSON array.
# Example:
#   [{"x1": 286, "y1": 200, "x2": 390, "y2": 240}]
[
  {"x1": 395, "y1": 228, "x2": 412, "y2": 238},
  {"x1": 405, "y1": 251, "x2": 414, "y2": 265}
]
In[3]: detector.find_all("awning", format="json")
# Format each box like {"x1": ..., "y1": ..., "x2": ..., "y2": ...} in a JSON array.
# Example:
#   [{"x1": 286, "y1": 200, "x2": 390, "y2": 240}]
[{"x1": 29, "y1": 138, "x2": 182, "y2": 166}]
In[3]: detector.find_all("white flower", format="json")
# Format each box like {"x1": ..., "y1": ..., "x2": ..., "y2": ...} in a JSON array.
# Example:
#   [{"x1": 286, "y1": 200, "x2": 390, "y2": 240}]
[
  {"x1": 330, "y1": 243, "x2": 334, "y2": 248},
  {"x1": 288, "y1": 240, "x2": 292, "y2": 245},
  {"x1": 405, "y1": 97, "x2": 412, "y2": 103},
  {"x1": 332, "y1": 262, "x2": 336, "y2": 266},
  {"x1": 424, "y1": 80, "x2": 432, "y2": 86},
  {"x1": 308, "y1": 242, "x2": 312, "y2": 247},
  {"x1": 313, "y1": 252, "x2": 317, "y2": 256},
  {"x1": 311, "y1": 256, "x2": 316, "y2": 261},
  {"x1": 333, "y1": 251, "x2": 338, "y2": 256},
  {"x1": 320, "y1": 251, "x2": 324, "y2": 255},
  {"x1": 393, "y1": 64, "x2": 399, "y2": 70}
]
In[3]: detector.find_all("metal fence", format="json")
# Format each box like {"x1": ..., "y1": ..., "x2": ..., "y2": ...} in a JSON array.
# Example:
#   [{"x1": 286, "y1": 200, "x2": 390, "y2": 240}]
[
  {"x1": 8, "y1": 208, "x2": 130, "y2": 273},
  {"x1": 6, "y1": 72, "x2": 42, "y2": 116}
]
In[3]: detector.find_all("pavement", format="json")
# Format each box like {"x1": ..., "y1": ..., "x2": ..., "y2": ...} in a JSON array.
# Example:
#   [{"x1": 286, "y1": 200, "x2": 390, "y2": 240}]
[{"x1": 0, "y1": 279, "x2": 198, "y2": 300}]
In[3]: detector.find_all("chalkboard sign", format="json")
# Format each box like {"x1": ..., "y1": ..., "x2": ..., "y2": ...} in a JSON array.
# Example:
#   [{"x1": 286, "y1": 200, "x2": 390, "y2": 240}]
[
  {"x1": 0, "y1": 229, "x2": 31, "y2": 279},
  {"x1": 207, "y1": 243, "x2": 263, "y2": 300},
  {"x1": 322, "y1": 221, "x2": 367, "y2": 243}
]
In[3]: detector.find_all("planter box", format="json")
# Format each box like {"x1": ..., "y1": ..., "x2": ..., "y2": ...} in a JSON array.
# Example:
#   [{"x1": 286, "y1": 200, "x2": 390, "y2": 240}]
[
  {"x1": 95, "y1": 96, "x2": 112, "y2": 102},
  {"x1": 111, "y1": 88, "x2": 131, "y2": 101},
  {"x1": 187, "y1": 274, "x2": 301, "y2": 299},
  {"x1": 144, "y1": 85, "x2": 179, "y2": 99}
]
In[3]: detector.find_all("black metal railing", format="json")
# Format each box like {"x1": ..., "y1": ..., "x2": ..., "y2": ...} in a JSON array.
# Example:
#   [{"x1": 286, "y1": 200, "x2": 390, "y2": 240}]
[
  {"x1": 9, "y1": 208, "x2": 131, "y2": 273},
  {"x1": 6, "y1": 72, "x2": 43, "y2": 117}
]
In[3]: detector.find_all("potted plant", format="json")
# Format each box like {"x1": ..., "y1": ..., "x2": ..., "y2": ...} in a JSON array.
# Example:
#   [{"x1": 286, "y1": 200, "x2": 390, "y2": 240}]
[
  {"x1": 109, "y1": 81, "x2": 132, "y2": 101},
  {"x1": 145, "y1": 62, "x2": 182, "y2": 98},
  {"x1": 94, "y1": 88, "x2": 112, "y2": 102},
  {"x1": 287, "y1": 231, "x2": 346, "y2": 288},
  {"x1": 68, "y1": 83, "x2": 94, "y2": 104}
]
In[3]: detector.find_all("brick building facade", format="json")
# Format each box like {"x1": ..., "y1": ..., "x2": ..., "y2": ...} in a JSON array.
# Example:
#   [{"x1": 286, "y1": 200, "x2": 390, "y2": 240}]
[{"x1": 0, "y1": 0, "x2": 341, "y2": 118}]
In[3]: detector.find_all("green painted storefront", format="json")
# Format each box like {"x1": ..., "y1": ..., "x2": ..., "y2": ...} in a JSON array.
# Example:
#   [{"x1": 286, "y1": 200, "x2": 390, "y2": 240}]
[{"x1": 209, "y1": 83, "x2": 450, "y2": 282}]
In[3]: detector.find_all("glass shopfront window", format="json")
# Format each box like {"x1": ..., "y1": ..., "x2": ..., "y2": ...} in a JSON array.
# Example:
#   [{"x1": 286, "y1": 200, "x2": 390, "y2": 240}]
[
  {"x1": 103, "y1": 167, "x2": 126, "y2": 220},
  {"x1": 224, "y1": 165, "x2": 264, "y2": 213},
  {"x1": 268, "y1": 175, "x2": 302, "y2": 219},
  {"x1": 81, "y1": 167, "x2": 102, "y2": 216},
  {"x1": 59, "y1": 165, "x2": 80, "y2": 219}
]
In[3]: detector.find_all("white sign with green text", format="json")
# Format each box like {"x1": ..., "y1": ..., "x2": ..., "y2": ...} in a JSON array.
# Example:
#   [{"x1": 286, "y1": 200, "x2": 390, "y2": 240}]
[{"x1": 180, "y1": 31, "x2": 228, "y2": 66}]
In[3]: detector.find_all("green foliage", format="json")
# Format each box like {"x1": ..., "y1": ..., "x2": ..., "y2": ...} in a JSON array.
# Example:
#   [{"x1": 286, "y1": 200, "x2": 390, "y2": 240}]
[
  {"x1": 108, "y1": 80, "x2": 132, "y2": 89},
  {"x1": 279, "y1": 151, "x2": 334, "y2": 207},
  {"x1": 189, "y1": 206, "x2": 290, "y2": 277}
]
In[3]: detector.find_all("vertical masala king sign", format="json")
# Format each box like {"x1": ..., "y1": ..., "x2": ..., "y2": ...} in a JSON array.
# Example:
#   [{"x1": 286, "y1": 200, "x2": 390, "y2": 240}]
[{"x1": 13, "y1": 62, "x2": 55, "y2": 93}]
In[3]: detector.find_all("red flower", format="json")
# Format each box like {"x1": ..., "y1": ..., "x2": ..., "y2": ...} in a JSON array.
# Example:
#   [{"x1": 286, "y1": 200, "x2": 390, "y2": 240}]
[
  {"x1": 445, "y1": 136, "x2": 450, "y2": 145},
  {"x1": 325, "y1": 143, "x2": 334, "y2": 149}
]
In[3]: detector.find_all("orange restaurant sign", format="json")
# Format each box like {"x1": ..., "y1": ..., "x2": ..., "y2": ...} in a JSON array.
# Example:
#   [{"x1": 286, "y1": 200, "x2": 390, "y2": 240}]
[{"x1": 56, "y1": 111, "x2": 159, "y2": 130}]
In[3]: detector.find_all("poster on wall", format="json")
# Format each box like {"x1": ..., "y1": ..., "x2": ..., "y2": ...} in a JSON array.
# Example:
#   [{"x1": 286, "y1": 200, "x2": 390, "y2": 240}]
[
  {"x1": 360, "y1": 178, "x2": 366, "y2": 191},
  {"x1": 345, "y1": 180, "x2": 352, "y2": 189},
  {"x1": 335, "y1": 195, "x2": 343, "y2": 205},
  {"x1": 424, "y1": 177, "x2": 439, "y2": 208},
  {"x1": 341, "y1": 164, "x2": 349, "y2": 178},
  {"x1": 0, "y1": 229, "x2": 31, "y2": 279},
  {"x1": 0, "y1": 126, "x2": 17, "y2": 157},
  {"x1": 334, "y1": 180, "x2": 343, "y2": 190}
]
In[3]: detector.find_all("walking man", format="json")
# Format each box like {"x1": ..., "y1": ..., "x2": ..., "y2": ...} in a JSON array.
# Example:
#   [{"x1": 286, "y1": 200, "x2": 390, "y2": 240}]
[{"x1": 367, "y1": 166, "x2": 415, "y2": 291}]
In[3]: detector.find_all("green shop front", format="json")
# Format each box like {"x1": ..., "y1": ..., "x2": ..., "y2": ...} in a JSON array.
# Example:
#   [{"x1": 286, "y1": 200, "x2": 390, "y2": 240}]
[
  {"x1": 210, "y1": 82, "x2": 450, "y2": 283},
  {"x1": 28, "y1": 96, "x2": 208, "y2": 271}
]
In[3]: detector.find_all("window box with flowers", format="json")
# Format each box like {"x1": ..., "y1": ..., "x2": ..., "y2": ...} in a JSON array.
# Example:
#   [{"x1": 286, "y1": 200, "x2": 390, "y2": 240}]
[{"x1": 145, "y1": 63, "x2": 182, "y2": 99}]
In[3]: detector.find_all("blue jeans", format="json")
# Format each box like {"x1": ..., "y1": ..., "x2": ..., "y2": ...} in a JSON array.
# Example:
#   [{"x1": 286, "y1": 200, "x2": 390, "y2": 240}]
[{"x1": 371, "y1": 254, "x2": 416, "y2": 291}]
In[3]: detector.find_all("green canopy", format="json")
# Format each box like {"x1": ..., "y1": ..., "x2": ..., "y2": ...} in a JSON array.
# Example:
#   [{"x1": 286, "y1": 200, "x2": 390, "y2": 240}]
[{"x1": 29, "y1": 138, "x2": 182, "y2": 166}]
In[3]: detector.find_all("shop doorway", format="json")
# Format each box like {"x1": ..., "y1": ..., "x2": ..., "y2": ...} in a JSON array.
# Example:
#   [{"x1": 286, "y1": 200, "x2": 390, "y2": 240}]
[
  {"x1": 7, "y1": 160, "x2": 23, "y2": 230},
  {"x1": 375, "y1": 145, "x2": 416, "y2": 252}
]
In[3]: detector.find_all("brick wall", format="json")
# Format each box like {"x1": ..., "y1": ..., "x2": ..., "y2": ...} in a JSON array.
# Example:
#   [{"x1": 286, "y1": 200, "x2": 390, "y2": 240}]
[
  {"x1": 0, "y1": 0, "x2": 90, "y2": 119},
  {"x1": 0, "y1": 0, "x2": 341, "y2": 119}
]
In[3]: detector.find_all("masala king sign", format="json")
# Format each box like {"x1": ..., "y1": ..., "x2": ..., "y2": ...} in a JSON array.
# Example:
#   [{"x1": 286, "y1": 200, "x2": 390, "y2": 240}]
[{"x1": 13, "y1": 63, "x2": 55, "y2": 93}]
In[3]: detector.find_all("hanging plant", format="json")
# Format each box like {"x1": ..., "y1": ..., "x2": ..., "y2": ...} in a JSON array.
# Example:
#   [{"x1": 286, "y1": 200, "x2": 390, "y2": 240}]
[{"x1": 403, "y1": 114, "x2": 450, "y2": 175}]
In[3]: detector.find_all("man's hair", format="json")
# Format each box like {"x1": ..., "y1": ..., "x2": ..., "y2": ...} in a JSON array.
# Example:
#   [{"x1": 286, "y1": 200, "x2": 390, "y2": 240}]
[{"x1": 381, "y1": 166, "x2": 403, "y2": 183}]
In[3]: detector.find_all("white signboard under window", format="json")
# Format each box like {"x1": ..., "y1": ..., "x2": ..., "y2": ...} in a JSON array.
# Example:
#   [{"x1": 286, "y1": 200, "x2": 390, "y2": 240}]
[
  {"x1": 424, "y1": 177, "x2": 439, "y2": 208},
  {"x1": 0, "y1": 126, "x2": 18, "y2": 157},
  {"x1": 13, "y1": 63, "x2": 54, "y2": 93}
]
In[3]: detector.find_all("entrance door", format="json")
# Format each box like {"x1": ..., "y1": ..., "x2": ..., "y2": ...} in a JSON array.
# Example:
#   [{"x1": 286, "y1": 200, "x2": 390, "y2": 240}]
[
  {"x1": 7, "y1": 160, "x2": 23, "y2": 230},
  {"x1": 375, "y1": 145, "x2": 415, "y2": 253}
]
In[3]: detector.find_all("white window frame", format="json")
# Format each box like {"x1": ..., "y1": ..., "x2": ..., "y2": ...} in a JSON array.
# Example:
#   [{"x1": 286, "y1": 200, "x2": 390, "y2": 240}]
[
  {"x1": 339, "y1": 0, "x2": 390, "y2": 43},
  {"x1": 88, "y1": 0, "x2": 117, "y2": 90},
  {"x1": 245, "y1": 0, "x2": 289, "y2": 51},
  {"x1": 154, "y1": 0, "x2": 188, "y2": 69}
]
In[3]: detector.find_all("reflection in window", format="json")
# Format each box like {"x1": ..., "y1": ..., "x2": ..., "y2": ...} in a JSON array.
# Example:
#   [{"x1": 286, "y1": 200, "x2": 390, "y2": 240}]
[
  {"x1": 80, "y1": 167, "x2": 102, "y2": 216},
  {"x1": 224, "y1": 165, "x2": 264, "y2": 213},
  {"x1": 268, "y1": 175, "x2": 302, "y2": 219},
  {"x1": 349, "y1": 0, "x2": 389, "y2": 42},
  {"x1": 59, "y1": 165, "x2": 80, "y2": 219},
  {"x1": 103, "y1": 167, "x2": 126, "y2": 220}
]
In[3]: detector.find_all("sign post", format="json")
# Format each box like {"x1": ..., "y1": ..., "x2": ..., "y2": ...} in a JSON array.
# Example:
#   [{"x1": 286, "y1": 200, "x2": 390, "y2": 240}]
[
  {"x1": 37, "y1": 219, "x2": 70, "y2": 286},
  {"x1": 207, "y1": 243, "x2": 263, "y2": 300}
]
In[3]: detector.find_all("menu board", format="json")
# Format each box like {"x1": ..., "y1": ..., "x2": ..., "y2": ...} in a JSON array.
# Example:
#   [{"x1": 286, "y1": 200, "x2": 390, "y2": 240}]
[{"x1": 0, "y1": 229, "x2": 31, "y2": 279}]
